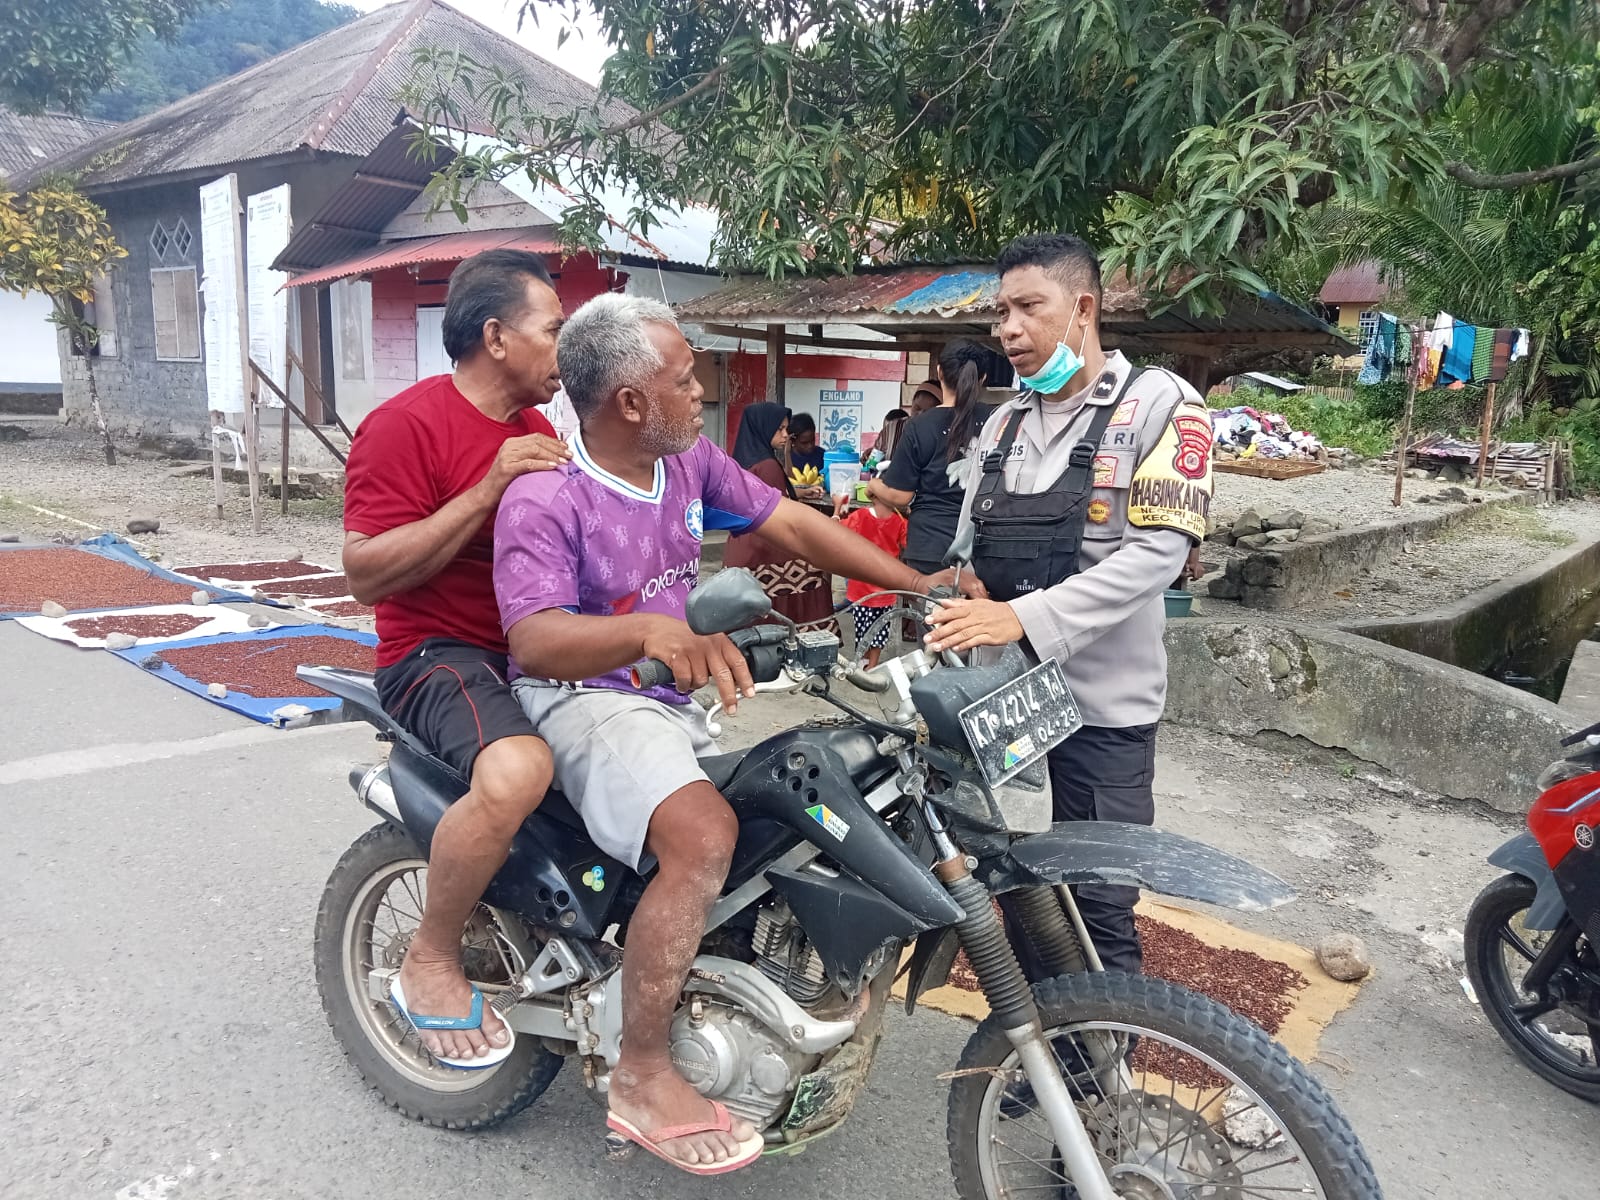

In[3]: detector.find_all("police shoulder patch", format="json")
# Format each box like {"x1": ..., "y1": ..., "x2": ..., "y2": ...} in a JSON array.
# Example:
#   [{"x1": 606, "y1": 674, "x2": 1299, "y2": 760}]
[{"x1": 1127, "y1": 402, "x2": 1213, "y2": 540}]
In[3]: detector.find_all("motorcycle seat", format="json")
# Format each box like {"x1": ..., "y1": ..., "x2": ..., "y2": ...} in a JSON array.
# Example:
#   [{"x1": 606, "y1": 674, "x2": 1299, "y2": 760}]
[{"x1": 300, "y1": 664, "x2": 749, "y2": 807}]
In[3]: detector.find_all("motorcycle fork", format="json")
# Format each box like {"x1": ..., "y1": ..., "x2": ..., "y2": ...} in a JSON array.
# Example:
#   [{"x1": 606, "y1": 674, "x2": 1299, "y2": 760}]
[
  {"x1": 1523, "y1": 918, "x2": 1584, "y2": 998},
  {"x1": 922, "y1": 802, "x2": 1118, "y2": 1200}
]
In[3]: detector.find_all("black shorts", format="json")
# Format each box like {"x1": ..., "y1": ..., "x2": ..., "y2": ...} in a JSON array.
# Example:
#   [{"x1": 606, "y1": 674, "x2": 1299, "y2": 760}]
[{"x1": 374, "y1": 638, "x2": 537, "y2": 780}]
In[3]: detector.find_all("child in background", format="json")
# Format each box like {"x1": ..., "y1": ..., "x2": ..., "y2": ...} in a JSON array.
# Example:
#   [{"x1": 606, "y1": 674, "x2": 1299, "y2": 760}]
[{"x1": 839, "y1": 496, "x2": 908, "y2": 669}]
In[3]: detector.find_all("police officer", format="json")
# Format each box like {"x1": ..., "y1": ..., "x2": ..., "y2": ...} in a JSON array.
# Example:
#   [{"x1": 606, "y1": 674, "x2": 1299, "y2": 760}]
[{"x1": 927, "y1": 233, "x2": 1214, "y2": 974}]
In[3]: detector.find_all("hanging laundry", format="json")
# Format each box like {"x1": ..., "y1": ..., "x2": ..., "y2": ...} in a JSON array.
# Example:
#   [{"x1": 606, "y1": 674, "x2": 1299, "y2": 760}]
[
  {"x1": 1395, "y1": 324, "x2": 1413, "y2": 372},
  {"x1": 1511, "y1": 329, "x2": 1532, "y2": 361},
  {"x1": 1358, "y1": 314, "x2": 1399, "y2": 384},
  {"x1": 1439, "y1": 320, "x2": 1476, "y2": 386},
  {"x1": 1488, "y1": 328, "x2": 1517, "y2": 382},
  {"x1": 1419, "y1": 313, "x2": 1452, "y2": 389},
  {"x1": 1470, "y1": 326, "x2": 1494, "y2": 382}
]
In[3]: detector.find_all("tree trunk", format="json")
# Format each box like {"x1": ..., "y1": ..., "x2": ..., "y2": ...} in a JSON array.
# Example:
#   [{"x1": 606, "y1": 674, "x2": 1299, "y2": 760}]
[{"x1": 83, "y1": 355, "x2": 115, "y2": 466}]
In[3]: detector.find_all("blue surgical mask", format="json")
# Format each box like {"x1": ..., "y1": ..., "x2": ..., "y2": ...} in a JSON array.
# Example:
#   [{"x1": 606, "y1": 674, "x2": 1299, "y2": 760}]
[{"x1": 1017, "y1": 304, "x2": 1090, "y2": 395}]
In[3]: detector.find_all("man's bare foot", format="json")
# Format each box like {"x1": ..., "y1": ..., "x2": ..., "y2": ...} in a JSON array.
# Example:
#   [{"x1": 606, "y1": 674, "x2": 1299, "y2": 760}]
[
  {"x1": 609, "y1": 1062, "x2": 756, "y2": 1167},
  {"x1": 395, "y1": 949, "x2": 510, "y2": 1062}
]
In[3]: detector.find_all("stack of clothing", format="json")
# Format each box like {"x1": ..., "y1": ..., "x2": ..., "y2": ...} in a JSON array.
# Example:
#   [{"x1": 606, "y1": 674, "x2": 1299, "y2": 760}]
[{"x1": 1210, "y1": 406, "x2": 1323, "y2": 460}]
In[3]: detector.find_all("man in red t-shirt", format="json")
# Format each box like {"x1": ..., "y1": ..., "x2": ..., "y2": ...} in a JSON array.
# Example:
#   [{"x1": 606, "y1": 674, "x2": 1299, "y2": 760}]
[{"x1": 342, "y1": 249, "x2": 570, "y2": 1068}]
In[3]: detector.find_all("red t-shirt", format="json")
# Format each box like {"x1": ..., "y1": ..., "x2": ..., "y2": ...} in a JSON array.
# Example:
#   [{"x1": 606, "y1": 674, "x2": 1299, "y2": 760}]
[
  {"x1": 842, "y1": 506, "x2": 908, "y2": 606},
  {"x1": 343, "y1": 375, "x2": 557, "y2": 668}
]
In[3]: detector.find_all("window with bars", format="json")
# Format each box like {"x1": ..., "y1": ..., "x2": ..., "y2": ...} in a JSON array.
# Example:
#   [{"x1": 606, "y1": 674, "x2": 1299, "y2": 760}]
[
  {"x1": 151, "y1": 267, "x2": 201, "y2": 361},
  {"x1": 1357, "y1": 310, "x2": 1379, "y2": 349},
  {"x1": 148, "y1": 218, "x2": 194, "y2": 262}
]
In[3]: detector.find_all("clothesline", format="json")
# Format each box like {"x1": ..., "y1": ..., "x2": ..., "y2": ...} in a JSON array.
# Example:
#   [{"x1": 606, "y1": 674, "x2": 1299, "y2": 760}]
[{"x1": 1357, "y1": 313, "x2": 1530, "y2": 389}]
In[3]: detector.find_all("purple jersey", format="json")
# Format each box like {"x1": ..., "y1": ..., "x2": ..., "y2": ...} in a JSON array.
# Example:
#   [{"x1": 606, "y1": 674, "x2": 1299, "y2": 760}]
[{"x1": 494, "y1": 432, "x2": 783, "y2": 702}]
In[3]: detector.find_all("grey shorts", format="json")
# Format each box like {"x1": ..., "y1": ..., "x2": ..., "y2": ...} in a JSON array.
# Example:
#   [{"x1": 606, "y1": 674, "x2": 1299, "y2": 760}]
[{"x1": 511, "y1": 680, "x2": 720, "y2": 869}]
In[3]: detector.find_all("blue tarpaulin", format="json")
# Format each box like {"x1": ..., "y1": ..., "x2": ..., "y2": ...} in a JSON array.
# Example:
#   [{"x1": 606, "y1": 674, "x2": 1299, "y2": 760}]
[{"x1": 108, "y1": 624, "x2": 377, "y2": 724}]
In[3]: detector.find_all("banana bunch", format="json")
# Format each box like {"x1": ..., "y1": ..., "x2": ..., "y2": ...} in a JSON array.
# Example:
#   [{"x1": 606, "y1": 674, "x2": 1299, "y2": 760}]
[{"x1": 788, "y1": 465, "x2": 824, "y2": 488}]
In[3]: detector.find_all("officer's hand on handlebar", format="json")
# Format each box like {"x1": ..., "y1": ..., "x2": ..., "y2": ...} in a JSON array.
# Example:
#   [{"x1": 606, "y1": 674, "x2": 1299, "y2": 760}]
[
  {"x1": 924, "y1": 597, "x2": 1024, "y2": 655},
  {"x1": 639, "y1": 620, "x2": 756, "y2": 713},
  {"x1": 916, "y1": 567, "x2": 988, "y2": 601}
]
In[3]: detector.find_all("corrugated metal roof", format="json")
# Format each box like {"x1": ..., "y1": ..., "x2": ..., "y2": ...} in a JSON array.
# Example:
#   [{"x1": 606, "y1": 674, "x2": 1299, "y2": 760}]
[
  {"x1": 1319, "y1": 261, "x2": 1391, "y2": 305},
  {"x1": 0, "y1": 108, "x2": 114, "y2": 181},
  {"x1": 11, "y1": 0, "x2": 641, "y2": 192},
  {"x1": 282, "y1": 227, "x2": 561, "y2": 288},
  {"x1": 676, "y1": 265, "x2": 1354, "y2": 350}
]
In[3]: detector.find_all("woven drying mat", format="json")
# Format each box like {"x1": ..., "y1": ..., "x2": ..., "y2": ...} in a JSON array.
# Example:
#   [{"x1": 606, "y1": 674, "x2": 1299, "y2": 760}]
[
  {"x1": 894, "y1": 899, "x2": 1362, "y2": 1068},
  {"x1": 152, "y1": 634, "x2": 375, "y2": 698},
  {"x1": 0, "y1": 548, "x2": 198, "y2": 613}
]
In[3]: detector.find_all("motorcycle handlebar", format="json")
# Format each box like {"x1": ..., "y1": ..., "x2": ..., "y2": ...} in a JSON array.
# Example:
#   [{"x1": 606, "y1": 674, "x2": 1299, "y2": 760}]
[{"x1": 629, "y1": 658, "x2": 676, "y2": 690}]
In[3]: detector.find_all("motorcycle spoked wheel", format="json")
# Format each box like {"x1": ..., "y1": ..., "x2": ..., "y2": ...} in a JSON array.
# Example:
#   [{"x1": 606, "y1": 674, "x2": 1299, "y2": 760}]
[
  {"x1": 1463, "y1": 873, "x2": 1600, "y2": 1103},
  {"x1": 313, "y1": 823, "x2": 564, "y2": 1128},
  {"x1": 947, "y1": 973, "x2": 1381, "y2": 1200}
]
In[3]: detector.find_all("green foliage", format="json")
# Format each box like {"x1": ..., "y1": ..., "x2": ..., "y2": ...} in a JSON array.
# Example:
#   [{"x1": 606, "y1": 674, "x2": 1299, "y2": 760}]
[
  {"x1": 0, "y1": 180, "x2": 125, "y2": 310},
  {"x1": 1214, "y1": 385, "x2": 1394, "y2": 459},
  {"x1": 1502, "y1": 398, "x2": 1600, "y2": 493},
  {"x1": 0, "y1": 0, "x2": 211, "y2": 114},
  {"x1": 405, "y1": 0, "x2": 1594, "y2": 311},
  {"x1": 85, "y1": 0, "x2": 357, "y2": 122}
]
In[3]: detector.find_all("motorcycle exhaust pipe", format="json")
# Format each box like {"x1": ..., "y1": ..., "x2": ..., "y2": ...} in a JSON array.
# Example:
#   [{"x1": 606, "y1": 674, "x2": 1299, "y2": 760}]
[{"x1": 350, "y1": 761, "x2": 401, "y2": 822}]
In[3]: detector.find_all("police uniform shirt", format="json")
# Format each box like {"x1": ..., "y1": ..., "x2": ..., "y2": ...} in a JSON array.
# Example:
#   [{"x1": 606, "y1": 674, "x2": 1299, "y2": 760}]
[{"x1": 951, "y1": 351, "x2": 1214, "y2": 728}]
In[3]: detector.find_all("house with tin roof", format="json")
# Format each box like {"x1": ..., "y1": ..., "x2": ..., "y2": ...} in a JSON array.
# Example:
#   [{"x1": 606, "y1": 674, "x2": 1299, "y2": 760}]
[
  {"x1": 0, "y1": 107, "x2": 115, "y2": 408},
  {"x1": 13, "y1": 0, "x2": 732, "y2": 452}
]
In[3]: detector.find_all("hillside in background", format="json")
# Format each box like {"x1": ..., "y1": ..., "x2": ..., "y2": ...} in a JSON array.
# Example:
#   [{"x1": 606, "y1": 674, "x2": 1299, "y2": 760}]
[{"x1": 88, "y1": 0, "x2": 359, "y2": 123}]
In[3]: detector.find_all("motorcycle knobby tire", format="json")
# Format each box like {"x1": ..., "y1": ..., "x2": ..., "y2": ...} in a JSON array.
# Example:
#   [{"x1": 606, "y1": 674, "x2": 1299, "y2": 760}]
[
  {"x1": 947, "y1": 972, "x2": 1383, "y2": 1200},
  {"x1": 313, "y1": 822, "x2": 564, "y2": 1129}
]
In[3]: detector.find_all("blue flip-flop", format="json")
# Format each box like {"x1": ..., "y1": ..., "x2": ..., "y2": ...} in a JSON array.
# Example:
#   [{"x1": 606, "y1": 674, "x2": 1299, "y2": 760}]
[{"x1": 388, "y1": 977, "x2": 515, "y2": 1070}]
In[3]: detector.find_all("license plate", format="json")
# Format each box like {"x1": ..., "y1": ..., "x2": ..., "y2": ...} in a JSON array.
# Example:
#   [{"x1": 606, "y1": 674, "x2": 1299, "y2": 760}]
[{"x1": 958, "y1": 659, "x2": 1082, "y2": 786}]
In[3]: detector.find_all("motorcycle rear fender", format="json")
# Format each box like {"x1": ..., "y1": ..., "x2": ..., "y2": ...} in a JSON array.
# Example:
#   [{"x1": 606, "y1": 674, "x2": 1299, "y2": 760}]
[
  {"x1": 976, "y1": 820, "x2": 1295, "y2": 912},
  {"x1": 1487, "y1": 832, "x2": 1568, "y2": 930}
]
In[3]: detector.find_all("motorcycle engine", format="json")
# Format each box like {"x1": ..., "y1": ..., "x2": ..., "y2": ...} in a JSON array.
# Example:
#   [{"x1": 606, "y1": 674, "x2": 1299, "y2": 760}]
[
  {"x1": 663, "y1": 904, "x2": 831, "y2": 1128},
  {"x1": 667, "y1": 1000, "x2": 814, "y2": 1128}
]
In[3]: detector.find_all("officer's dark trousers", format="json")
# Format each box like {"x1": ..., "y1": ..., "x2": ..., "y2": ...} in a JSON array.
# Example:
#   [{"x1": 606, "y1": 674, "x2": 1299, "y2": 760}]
[{"x1": 1007, "y1": 722, "x2": 1159, "y2": 979}]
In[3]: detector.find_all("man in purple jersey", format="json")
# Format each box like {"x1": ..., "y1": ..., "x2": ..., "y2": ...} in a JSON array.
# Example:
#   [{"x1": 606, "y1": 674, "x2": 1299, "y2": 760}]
[{"x1": 493, "y1": 294, "x2": 980, "y2": 1176}]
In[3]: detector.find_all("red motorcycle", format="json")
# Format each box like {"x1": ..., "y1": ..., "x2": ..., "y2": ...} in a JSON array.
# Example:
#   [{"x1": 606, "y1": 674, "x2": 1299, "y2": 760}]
[{"x1": 1465, "y1": 717, "x2": 1600, "y2": 1101}]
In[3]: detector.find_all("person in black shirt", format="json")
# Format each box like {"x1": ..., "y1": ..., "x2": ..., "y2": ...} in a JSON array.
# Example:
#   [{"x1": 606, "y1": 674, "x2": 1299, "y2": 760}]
[
  {"x1": 869, "y1": 342, "x2": 991, "y2": 572},
  {"x1": 787, "y1": 411, "x2": 827, "y2": 477}
]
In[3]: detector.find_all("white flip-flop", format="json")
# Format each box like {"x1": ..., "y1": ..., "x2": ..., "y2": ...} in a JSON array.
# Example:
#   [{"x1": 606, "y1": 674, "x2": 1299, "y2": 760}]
[{"x1": 388, "y1": 977, "x2": 515, "y2": 1070}]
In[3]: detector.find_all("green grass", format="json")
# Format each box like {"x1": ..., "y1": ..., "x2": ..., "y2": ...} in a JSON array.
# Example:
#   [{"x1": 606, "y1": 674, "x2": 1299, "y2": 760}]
[{"x1": 1441, "y1": 502, "x2": 1575, "y2": 546}]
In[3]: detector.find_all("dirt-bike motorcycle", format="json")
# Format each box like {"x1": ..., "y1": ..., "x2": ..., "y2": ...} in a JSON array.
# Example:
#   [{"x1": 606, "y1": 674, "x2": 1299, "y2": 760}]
[
  {"x1": 303, "y1": 568, "x2": 1382, "y2": 1199},
  {"x1": 1465, "y1": 716, "x2": 1600, "y2": 1102}
]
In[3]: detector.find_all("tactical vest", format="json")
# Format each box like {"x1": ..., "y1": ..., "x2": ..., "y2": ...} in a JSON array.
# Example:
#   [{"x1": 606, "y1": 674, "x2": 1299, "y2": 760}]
[{"x1": 969, "y1": 371, "x2": 1143, "y2": 603}]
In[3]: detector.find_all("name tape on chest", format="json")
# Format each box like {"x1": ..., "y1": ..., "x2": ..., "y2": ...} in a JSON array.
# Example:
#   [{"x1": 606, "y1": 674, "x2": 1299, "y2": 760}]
[{"x1": 1127, "y1": 404, "x2": 1214, "y2": 540}]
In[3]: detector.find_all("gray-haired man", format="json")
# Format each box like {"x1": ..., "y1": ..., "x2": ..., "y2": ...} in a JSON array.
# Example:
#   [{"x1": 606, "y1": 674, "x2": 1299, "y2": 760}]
[{"x1": 490, "y1": 294, "x2": 980, "y2": 1175}]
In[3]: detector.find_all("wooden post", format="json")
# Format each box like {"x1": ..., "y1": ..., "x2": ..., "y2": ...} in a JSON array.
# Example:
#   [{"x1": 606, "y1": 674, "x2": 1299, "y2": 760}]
[
  {"x1": 1474, "y1": 381, "x2": 1497, "y2": 490},
  {"x1": 765, "y1": 323, "x2": 785, "y2": 402},
  {"x1": 280, "y1": 396, "x2": 291, "y2": 515},
  {"x1": 209, "y1": 408, "x2": 225, "y2": 519},
  {"x1": 244, "y1": 374, "x2": 261, "y2": 536},
  {"x1": 1392, "y1": 323, "x2": 1421, "y2": 507}
]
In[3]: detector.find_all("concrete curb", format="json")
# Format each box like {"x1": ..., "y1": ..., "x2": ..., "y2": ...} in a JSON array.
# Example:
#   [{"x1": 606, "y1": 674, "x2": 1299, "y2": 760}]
[
  {"x1": 1225, "y1": 492, "x2": 1537, "y2": 610},
  {"x1": 1163, "y1": 617, "x2": 1572, "y2": 813},
  {"x1": 1342, "y1": 532, "x2": 1600, "y2": 673}
]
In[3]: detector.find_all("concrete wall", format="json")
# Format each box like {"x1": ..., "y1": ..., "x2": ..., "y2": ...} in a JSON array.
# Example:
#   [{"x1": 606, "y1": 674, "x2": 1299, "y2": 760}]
[
  {"x1": 1227, "y1": 495, "x2": 1534, "y2": 609},
  {"x1": 1344, "y1": 534, "x2": 1600, "y2": 673},
  {"x1": 1163, "y1": 618, "x2": 1573, "y2": 813}
]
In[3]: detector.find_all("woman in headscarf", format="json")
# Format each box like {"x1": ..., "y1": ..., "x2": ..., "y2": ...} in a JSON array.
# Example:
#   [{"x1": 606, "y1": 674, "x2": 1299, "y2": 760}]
[{"x1": 722, "y1": 402, "x2": 838, "y2": 633}]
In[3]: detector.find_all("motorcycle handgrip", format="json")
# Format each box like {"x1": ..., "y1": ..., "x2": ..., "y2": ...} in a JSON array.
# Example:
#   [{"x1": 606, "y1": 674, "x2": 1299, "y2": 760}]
[{"x1": 629, "y1": 658, "x2": 676, "y2": 690}]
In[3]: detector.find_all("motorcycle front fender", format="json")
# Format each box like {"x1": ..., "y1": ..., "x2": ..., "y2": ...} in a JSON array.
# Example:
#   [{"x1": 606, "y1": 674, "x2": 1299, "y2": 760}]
[
  {"x1": 976, "y1": 821, "x2": 1294, "y2": 912},
  {"x1": 1487, "y1": 831, "x2": 1568, "y2": 930}
]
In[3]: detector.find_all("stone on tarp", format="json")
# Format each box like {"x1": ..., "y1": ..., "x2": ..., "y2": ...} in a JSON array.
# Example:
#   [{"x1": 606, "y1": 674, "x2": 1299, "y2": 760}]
[
  {"x1": 248, "y1": 613, "x2": 272, "y2": 628},
  {"x1": 104, "y1": 632, "x2": 139, "y2": 650},
  {"x1": 39, "y1": 600, "x2": 67, "y2": 619},
  {"x1": 1316, "y1": 932, "x2": 1373, "y2": 981},
  {"x1": 270, "y1": 703, "x2": 314, "y2": 730},
  {"x1": 207, "y1": 682, "x2": 229, "y2": 698},
  {"x1": 191, "y1": 590, "x2": 211, "y2": 607}
]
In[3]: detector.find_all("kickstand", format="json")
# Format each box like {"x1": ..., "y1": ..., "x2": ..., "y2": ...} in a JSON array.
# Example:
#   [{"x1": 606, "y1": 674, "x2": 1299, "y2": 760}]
[{"x1": 603, "y1": 1131, "x2": 639, "y2": 1162}]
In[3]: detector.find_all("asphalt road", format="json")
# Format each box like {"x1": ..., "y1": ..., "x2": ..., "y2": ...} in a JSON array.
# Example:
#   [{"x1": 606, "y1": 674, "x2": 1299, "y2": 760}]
[{"x1": 3, "y1": 618, "x2": 1597, "y2": 1199}]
